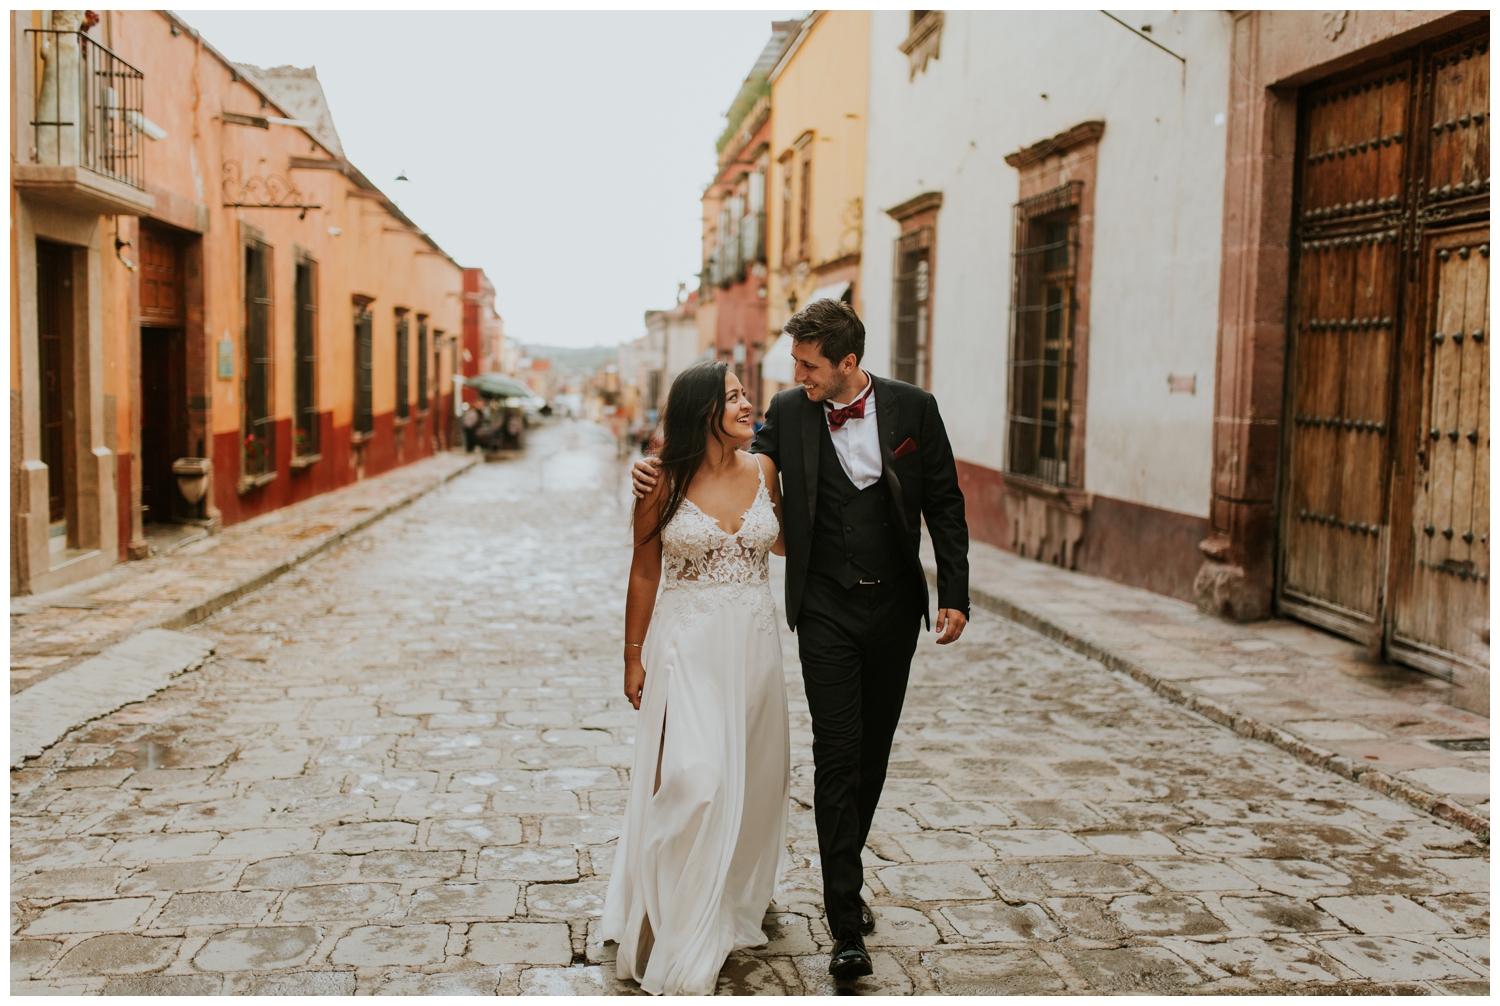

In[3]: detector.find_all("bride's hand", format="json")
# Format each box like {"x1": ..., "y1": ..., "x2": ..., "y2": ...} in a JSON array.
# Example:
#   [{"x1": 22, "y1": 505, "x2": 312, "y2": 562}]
[{"x1": 623, "y1": 659, "x2": 646, "y2": 709}]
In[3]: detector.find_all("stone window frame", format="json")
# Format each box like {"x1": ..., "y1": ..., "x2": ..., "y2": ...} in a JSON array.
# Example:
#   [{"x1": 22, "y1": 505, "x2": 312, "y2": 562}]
[
  {"x1": 1002, "y1": 120, "x2": 1103, "y2": 494},
  {"x1": 238, "y1": 223, "x2": 277, "y2": 494},
  {"x1": 794, "y1": 131, "x2": 814, "y2": 264},
  {"x1": 899, "y1": 11, "x2": 944, "y2": 80},
  {"x1": 779, "y1": 151, "x2": 795, "y2": 267},
  {"x1": 885, "y1": 191, "x2": 943, "y2": 390},
  {"x1": 393, "y1": 307, "x2": 411, "y2": 425},
  {"x1": 997, "y1": 120, "x2": 1104, "y2": 569},
  {"x1": 291, "y1": 246, "x2": 321, "y2": 466},
  {"x1": 1006, "y1": 180, "x2": 1084, "y2": 488},
  {"x1": 351, "y1": 294, "x2": 376, "y2": 443}
]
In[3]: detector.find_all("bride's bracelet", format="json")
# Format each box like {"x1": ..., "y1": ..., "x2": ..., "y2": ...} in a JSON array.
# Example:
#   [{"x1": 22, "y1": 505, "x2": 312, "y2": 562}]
[{"x1": 623, "y1": 642, "x2": 642, "y2": 649}]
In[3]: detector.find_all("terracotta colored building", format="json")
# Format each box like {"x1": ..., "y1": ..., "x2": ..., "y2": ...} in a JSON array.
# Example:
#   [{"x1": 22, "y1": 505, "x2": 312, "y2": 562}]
[
  {"x1": 699, "y1": 20, "x2": 800, "y2": 412},
  {"x1": 461, "y1": 267, "x2": 506, "y2": 409},
  {"x1": 11, "y1": 10, "x2": 468, "y2": 595}
]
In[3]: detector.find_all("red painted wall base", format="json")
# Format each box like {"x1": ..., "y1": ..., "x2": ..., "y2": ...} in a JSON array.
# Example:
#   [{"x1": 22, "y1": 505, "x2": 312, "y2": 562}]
[
  {"x1": 211, "y1": 404, "x2": 447, "y2": 528},
  {"x1": 955, "y1": 459, "x2": 1208, "y2": 604}
]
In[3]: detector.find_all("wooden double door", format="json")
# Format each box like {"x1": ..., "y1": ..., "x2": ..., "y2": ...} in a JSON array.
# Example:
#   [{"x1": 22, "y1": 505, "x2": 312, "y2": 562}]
[{"x1": 1280, "y1": 23, "x2": 1489, "y2": 689}]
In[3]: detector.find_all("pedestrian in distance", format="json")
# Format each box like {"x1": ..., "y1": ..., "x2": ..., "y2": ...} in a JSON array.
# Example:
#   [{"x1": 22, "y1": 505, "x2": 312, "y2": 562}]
[
  {"x1": 602, "y1": 360, "x2": 791, "y2": 996},
  {"x1": 460, "y1": 402, "x2": 481, "y2": 452},
  {"x1": 629, "y1": 298, "x2": 970, "y2": 981}
]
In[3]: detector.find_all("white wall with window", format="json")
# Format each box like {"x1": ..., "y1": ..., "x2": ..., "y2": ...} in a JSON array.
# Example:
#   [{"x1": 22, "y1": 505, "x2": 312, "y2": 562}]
[{"x1": 860, "y1": 10, "x2": 1231, "y2": 519}]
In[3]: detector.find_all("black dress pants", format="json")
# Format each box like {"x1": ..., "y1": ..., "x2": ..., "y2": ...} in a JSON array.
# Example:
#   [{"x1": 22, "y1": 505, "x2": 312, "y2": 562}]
[{"x1": 796, "y1": 571, "x2": 922, "y2": 940}]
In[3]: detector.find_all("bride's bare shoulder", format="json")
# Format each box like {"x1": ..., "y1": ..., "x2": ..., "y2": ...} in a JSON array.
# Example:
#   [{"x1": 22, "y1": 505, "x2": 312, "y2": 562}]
[{"x1": 745, "y1": 450, "x2": 777, "y2": 478}]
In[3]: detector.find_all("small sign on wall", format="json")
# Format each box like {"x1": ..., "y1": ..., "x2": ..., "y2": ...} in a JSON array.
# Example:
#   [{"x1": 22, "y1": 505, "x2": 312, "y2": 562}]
[
  {"x1": 1167, "y1": 373, "x2": 1196, "y2": 395},
  {"x1": 218, "y1": 336, "x2": 234, "y2": 379}
]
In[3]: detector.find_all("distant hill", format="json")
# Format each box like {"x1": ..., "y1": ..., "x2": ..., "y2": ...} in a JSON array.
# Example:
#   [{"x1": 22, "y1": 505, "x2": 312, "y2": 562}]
[{"x1": 523, "y1": 344, "x2": 617, "y2": 374}]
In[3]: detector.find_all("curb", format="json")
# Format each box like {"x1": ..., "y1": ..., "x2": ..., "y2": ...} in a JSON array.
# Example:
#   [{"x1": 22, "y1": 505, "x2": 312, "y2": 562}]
[
  {"x1": 12, "y1": 455, "x2": 479, "y2": 702},
  {"x1": 153, "y1": 456, "x2": 479, "y2": 635},
  {"x1": 936, "y1": 569, "x2": 1490, "y2": 839},
  {"x1": 11, "y1": 630, "x2": 215, "y2": 767}
]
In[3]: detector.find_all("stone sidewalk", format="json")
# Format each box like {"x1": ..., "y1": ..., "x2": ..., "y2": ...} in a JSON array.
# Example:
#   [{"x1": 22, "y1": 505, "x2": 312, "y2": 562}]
[
  {"x1": 925, "y1": 541, "x2": 1490, "y2": 835},
  {"x1": 10, "y1": 423, "x2": 1489, "y2": 995},
  {"x1": 11, "y1": 451, "x2": 478, "y2": 698}
]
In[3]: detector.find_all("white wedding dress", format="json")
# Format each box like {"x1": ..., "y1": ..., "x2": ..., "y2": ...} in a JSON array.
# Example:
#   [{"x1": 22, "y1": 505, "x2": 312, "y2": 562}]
[{"x1": 601, "y1": 462, "x2": 790, "y2": 996}]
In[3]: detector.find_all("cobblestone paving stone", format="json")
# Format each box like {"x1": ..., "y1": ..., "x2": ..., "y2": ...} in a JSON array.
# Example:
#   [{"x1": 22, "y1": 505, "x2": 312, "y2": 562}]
[
  {"x1": 939, "y1": 540, "x2": 1490, "y2": 830},
  {"x1": 11, "y1": 422, "x2": 1490, "y2": 994},
  {"x1": 11, "y1": 452, "x2": 476, "y2": 694}
]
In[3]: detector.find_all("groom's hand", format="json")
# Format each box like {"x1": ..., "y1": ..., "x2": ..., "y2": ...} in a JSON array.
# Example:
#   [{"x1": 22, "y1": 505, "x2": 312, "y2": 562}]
[
  {"x1": 935, "y1": 608, "x2": 967, "y2": 645},
  {"x1": 631, "y1": 457, "x2": 661, "y2": 499}
]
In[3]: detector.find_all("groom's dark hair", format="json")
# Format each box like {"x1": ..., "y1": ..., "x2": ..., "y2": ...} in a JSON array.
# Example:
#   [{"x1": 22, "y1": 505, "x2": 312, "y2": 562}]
[{"x1": 785, "y1": 298, "x2": 864, "y2": 366}]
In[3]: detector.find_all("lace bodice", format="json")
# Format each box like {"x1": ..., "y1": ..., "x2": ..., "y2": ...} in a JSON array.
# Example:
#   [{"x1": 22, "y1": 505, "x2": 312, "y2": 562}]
[{"x1": 662, "y1": 464, "x2": 779, "y2": 589}]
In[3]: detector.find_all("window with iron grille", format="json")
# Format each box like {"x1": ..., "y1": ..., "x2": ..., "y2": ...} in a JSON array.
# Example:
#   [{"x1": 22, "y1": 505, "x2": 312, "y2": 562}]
[
  {"x1": 892, "y1": 227, "x2": 933, "y2": 388},
  {"x1": 1006, "y1": 181, "x2": 1081, "y2": 487},
  {"x1": 293, "y1": 258, "x2": 319, "y2": 457},
  {"x1": 395, "y1": 309, "x2": 410, "y2": 421},
  {"x1": 798, "y1": 154, "x2": 812, "y2": 260},
  {"x1": 417, "y1": 314, "x2": 429, "y2": 413},
  {"x1": 781, "y1": 161, "x2": 794, "y2": 262},
  {"x1": 242, "y1": 241, "x2": 275, "y2": 479},
  {"x1": 353, "y1": 303, "x2": 374, "y2": 435}
]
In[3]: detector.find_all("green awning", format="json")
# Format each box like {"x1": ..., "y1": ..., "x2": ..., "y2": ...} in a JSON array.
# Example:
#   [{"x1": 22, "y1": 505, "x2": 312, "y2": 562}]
[{"x1": 465, "y1": 373, "x2": 533, "y2": 399}]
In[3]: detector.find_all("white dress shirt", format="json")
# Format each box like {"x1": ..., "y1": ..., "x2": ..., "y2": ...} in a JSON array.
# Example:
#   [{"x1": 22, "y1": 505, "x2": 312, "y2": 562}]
[{"x1": 825, "y1": 378, "x2": 882, "y2": 490}]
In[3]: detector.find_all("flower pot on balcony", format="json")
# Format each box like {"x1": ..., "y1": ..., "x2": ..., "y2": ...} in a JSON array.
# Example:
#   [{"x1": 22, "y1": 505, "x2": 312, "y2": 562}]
[{"x1": 172, "y1": 457, "x2": 212, "y2": 504}]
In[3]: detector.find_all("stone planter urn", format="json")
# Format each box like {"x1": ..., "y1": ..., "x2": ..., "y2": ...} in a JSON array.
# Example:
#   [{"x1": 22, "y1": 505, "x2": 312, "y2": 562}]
[{"x1": 172, "y1": 457, "x2": 212, "y2": 504}]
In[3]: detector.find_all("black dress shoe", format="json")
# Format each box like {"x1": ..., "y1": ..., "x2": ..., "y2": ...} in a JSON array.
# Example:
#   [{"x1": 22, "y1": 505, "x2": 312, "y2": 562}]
[
  {"x1": 859, "y1": 899, "x2": 876, "y2": 936},
  {"x1": 828, "y1": 936, "x2": 874, "y2": 980}
]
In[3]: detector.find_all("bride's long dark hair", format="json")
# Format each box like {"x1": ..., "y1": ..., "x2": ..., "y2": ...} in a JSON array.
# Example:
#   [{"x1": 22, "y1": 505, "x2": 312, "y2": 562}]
[{"x1": 636, "y1": 360, "x2": 731, "y2": 545}]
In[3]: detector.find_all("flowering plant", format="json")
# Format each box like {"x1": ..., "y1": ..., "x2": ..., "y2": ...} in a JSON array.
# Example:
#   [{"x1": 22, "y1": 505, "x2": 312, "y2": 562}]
[{"x1": 243, "y1": 432, "x2": 268, "y2": 461}]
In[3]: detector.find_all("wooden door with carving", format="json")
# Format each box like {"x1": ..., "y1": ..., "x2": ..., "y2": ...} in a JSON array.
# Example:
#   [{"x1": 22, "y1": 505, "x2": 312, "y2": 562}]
[
  {"x1": 1279, "y1": 59, "x2": 1412, "y2": 640},
  {"x1": 1388, "y1": 33, "x2": 1489, "y2": 686},
  {"x1": 1281, "y1": 23, "x2": 1489, "y2": 691}
]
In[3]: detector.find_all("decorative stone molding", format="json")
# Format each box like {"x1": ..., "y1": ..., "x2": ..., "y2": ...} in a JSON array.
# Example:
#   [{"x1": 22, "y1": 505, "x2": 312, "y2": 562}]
[
  {"x1": 1004, "y1": 477, "x2": 1092, "y2": 570},
  {"x1": 884, "y1": 191, "x2": 943, "y2": 223},
  {"x1": 1004, "y1": 121, "x2": 1106, "y2": 171},
  {"x1": 1320, "y1": 10, "x2": 1349, "y2": 41},
  {"x1": 899, "y1": 11, "x2": 944, "y2": 80}
]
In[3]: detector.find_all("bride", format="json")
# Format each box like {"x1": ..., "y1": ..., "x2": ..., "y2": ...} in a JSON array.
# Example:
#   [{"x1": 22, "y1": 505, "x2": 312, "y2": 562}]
[{"x1": 601, "y1": 361, "x2": 790, "y2": 996}]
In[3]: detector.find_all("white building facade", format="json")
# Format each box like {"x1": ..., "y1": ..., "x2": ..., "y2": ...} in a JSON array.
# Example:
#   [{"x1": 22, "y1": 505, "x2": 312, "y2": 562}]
[{"x1": 860, "y1": 10, "x2": 1232, "y2": 600}]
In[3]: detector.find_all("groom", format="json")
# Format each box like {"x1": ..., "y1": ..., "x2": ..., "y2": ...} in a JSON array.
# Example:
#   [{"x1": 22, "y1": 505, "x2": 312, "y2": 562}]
[{"x1": 634, "y1": 299, "x2": 970, "y2": 979}]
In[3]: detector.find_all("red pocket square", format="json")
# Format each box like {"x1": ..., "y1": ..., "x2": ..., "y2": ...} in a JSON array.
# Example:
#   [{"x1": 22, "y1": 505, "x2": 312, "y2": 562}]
[{"x1": 893, "y1": 438, "x2": 917, "y2": 459}]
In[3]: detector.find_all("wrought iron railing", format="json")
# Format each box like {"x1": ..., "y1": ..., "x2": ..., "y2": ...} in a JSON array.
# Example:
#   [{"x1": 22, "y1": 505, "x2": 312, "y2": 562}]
[{"x1": 27, "y1": 29, "x2": 146, "y2": 190}]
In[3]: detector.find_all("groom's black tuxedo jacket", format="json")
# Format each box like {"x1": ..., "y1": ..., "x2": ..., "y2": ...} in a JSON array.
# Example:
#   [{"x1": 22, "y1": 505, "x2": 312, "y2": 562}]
[{"x1": 752, "y1": 374, "x2": 970, "y2": 631}]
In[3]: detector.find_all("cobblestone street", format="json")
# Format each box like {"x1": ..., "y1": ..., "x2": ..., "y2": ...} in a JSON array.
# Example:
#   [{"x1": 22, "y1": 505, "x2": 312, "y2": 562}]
[{"x1": 11, "y1": 422, "x2": 1490, "y2": 994}]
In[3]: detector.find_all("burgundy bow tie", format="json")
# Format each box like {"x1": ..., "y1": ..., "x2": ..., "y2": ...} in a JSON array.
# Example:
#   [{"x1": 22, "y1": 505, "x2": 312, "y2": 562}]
[{"x1": 826, "y1": 387, "x2": 870, "y2": 432}]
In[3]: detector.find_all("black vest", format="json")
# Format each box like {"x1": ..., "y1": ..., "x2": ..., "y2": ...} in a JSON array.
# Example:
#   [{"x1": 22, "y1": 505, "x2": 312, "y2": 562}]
[{"x1": 809, "y1": 418, "x2": 906, "y2": 587}]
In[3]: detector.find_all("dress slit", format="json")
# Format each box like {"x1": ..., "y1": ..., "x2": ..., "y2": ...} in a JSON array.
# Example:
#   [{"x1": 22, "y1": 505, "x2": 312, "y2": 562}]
[
  {"x1": 652, "y1": 705, "x2": 667, "y2": 796},
  {"x1": 599, "y1": 457, "x2": 787, "y2": 995}
]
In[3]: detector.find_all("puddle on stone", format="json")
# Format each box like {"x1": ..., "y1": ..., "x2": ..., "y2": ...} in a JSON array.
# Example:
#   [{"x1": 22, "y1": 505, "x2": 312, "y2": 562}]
[
  {"x1": 132, "y1": 741, "x2": 170, "y2": 770},
  {"x1": 1430, "y1": 737, "x2": 1488, "y2": 752}
]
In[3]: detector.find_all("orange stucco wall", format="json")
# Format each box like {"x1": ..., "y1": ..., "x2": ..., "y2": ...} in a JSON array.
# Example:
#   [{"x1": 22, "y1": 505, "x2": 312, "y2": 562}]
[{"x1": 96, "y1": 12, "x2": 463, "y2": 532}]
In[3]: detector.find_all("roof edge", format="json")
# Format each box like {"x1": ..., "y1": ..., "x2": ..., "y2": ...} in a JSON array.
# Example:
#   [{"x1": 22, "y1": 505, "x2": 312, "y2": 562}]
[
  {"x1": 160, "y1": 10, "x2": 465, "y2": 272},
  {"x1": 768, "y1": 10, "x2": 823, "y2": 84}
]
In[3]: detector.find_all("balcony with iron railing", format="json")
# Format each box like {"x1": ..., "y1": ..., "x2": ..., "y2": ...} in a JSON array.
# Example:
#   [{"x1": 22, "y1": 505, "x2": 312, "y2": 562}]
[{"x1": 15, "y1": 28, "x2": 155, "y2": 216}]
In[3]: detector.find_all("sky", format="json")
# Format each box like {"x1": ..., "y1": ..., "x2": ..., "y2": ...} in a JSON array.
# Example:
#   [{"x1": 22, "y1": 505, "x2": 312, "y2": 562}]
[{"x1": 179, "y1": 11, "x2": 800, "y2": 348}]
